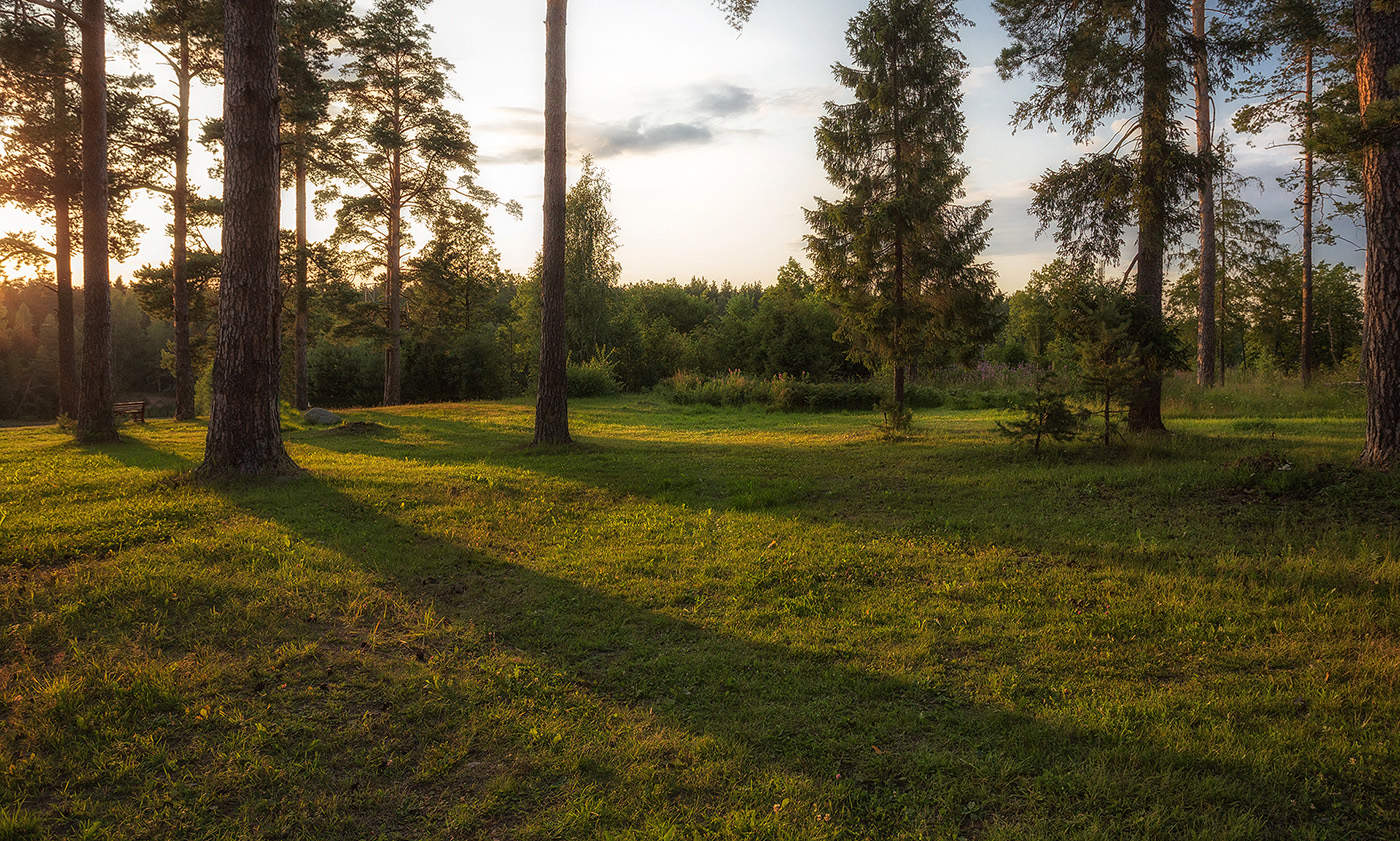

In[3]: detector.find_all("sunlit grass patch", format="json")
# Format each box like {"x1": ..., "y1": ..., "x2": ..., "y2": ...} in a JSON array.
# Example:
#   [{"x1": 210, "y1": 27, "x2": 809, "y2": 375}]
[{"x1": 1, "y1": 395, "x2": 1397, "y2": 839}]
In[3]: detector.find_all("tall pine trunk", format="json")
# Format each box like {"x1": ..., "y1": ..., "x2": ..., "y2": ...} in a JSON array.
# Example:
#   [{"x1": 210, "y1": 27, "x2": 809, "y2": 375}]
[
  {"x1": 891, "y1": 28, "x2": 906, "y2": 415},
  {"x1": 294, "y1": 124, "x2": 310, "y2": 411},
  {"x1": 1129, "y1": 0, "x2": 1170, "y2": 433},
  {"x1": 76, "y1": 0, "x2": 115, "y2": 443},
  {"x1": 534, "y1": 0, "x2": 571, "y2": 445},
  {"x1": 199, "y1": 0, "x2": 296, "y2": 477},
  {"x1": 1358, "y1": 0, "x2": 1400, "y2": 467},
  {"x1": 1194, "y1": 0, "x2": 1217, "y2": 387},
  {"x1": 52, "y1": 6, "x2": 77, "y2": 418},
  {"x1": 1218, "y1": 172, "x2": 1228, "y2": 386},
  {"x1": 384, "y1": 150, "x2": 402, "y2": 406},
  {"x1": 173, "y1": 30, "x2": 195, "y2": 420},
  {"x1": 1300, "y1": 45, "x2": 1316, "y2": 388}
]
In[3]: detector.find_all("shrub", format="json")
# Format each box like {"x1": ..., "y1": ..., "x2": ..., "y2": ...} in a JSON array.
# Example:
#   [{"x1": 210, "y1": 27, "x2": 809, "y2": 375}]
[
  {"x1": 567, "y1": 352, "x2": 622, "y2": 398},
  {"x1": 661, "y1": 373, "x2": 1029, "y2": 414},
  {"x1": 996, "y1": 369, "x2": 1085, "y2": 454},
  {"x1": 877, "y1": 397, "x2": 914, "y2": 439},
  {"x1": 663, "y1": 371, "x2": 772, "y2": 407}
]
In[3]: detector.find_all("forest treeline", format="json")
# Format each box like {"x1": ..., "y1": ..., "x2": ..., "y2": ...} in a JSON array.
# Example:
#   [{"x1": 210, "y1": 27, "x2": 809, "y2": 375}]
[
  {"x1": 0, "y1": 239, "x2": 1361, "y2": 419},
  {"x1": 1, "y1": 0, "x2": 1398, "y2": 472}
]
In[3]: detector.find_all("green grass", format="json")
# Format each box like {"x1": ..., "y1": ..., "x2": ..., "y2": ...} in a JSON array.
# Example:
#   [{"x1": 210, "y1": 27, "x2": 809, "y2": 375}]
[{"x1": 2, "y1": 396, "x2": 1398, "y2": 839}]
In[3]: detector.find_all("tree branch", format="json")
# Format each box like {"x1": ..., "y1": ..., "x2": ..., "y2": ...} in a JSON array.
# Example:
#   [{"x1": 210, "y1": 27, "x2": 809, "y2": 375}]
[{"x1": 20, "y1": 0, "x2": 85, "y2": 29}]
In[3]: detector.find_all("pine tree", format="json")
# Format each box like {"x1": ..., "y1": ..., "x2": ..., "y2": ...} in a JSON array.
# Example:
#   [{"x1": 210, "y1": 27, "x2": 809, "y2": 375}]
[
  {"x1": 71, "y1": 0, "x2": 113, "y2": 441},
  {"x1": 327, "y1": 0, "x2": 491, "y2": 407},
  {"x1": 1234, "y1": 0, "x2": 1354, "y2": 387},
  {"x1": 0, "y1": 5, "x2": 80, "y2": 417},
  {"x1": 1192, "y1": 0, "x2": 1219, "y2": 388},
  {"x1": 1, "y1": 1, "x2": 151, "y2": 434},
  {"x1": 535, "y1": 0, "x2": 571, "y2": 444},
  {"x1": 280, "y1": 0, "x2": 351, "y2": 411},
  {"x1": 117, "y1": 0, "x2": 221, "y2": 420},
  {"x1": 1170, "y1": 139, "x2": 1286, "y2": 380},
  {"x1": 1356, "y1": 0, "x2": 1400, "y2": 467},
  {"x1": 198, "y1": 0, "x2": 297, "y2": 477},
  {"x1": 996, "y1": 0, "x2": 1203, "y2": 432},
  {"x1": 805, "y1": 0, "x2": 997, "y2": 416},
  {"x1": 532, "y1": 0, "x2": 760, "y2": 446}
]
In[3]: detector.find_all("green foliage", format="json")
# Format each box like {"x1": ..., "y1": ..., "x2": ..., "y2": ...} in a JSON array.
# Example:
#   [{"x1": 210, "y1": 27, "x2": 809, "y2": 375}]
[
  {"x1": 806, "y1": 0, "x2": 1000, "y2": 381},
  {"x1": 1002, "y1": 260, "x2": 1187, "y2": 446},
  {"x1": 1240, "y1": 255, "x2": 1362, "y2": 372},
  {"x1": 875, "y1": 396, "x2": 914, "y2": 438},
  {"x1": 995, "y1": 0, "x2": 1201, "y2": 261},
  {"x1": 996, "y1": 368, "x2": 1085, "y2": 454},
  {"x1": 0, "y1": 280, "x2": 171, "y2": 419},
  {"x1": 660, "y1": 372, "x2": 1026, "y2": 414},
  {"x1": 279, "y1": 0, "x2": 351, "y2": 134},
  {"x1": 325, "y1": 0, "x2": 498, "y2": 367},
  {"x1": 0, "y1": 8, "x2": 156, "y2": 265},
  {"x1": 1163, "y1": 369, "x2": 1364, "y2": 417},
  {"x1": 664, "y1": 372, "x2": 885, "y2": 412},
  {"x1": 1071, "y1": 292, "x2": 1141, "y2": 447},
  {"x1": 566, "y1": 350, "x2": 622, "y2": 398},
  {"x1": 562, "y1": 156, "x2": 621, "y2": 360}
]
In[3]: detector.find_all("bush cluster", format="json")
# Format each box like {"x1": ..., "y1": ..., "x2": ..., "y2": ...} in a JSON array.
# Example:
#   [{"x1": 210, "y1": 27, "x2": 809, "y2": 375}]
[
  {"x1": 660, "y1": 372, "x2": 1031, "y2": 413},
  {"x1": 566, "y1": 355, "x2": 622, "y2": 398}
]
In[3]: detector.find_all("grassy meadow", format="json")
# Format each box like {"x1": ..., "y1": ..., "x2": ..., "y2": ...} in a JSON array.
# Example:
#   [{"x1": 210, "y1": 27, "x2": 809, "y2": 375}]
[{"x1": 1, "y1": 387, "x2": 1398, "y2": 839}]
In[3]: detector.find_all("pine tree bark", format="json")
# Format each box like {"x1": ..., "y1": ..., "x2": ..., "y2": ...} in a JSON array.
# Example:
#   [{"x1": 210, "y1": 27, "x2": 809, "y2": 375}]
[
  {"x1": 1129, "y1": 0, "x2": 1170, "y2": 433},
  {"x1": 1194, "y1": 0, "x2": 1217, "y2": 388},
  {"x1": 294, "y1": 124, "x2": 310, "y2": 411},
  {"x1": 1300, "y1": 46, "x2": 1316, "y2": 388},
  {"x1": 75, "y1": 0, "x2": 115, "y2": 443},
  {"x1": 52, "y1": 6, "x2": 77, "y2": 419},
  {"x1": 173, "y1": 29, "x2": 195, "y2": 420},
  {"x1": 534, "y1": 0, "x2": 571, "y2": 445},
  {"x1": 383, "y1": 149, "x2": 402, "y2": 406},
  {"x1": 1219, "y1": 172, "x2": 1228, "y2": 385},
  {"x1": 198, "y1": 0, "x2": 297, "y2": 477},
  {"x1": 1358, "y1": 0, "x2": 1400, "y2": 467}
]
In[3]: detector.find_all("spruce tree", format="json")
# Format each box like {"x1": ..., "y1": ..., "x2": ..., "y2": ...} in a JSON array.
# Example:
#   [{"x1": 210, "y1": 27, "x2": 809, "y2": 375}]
[{"x1": 805, "y1": 0, "x2": 997, "y2": 416}]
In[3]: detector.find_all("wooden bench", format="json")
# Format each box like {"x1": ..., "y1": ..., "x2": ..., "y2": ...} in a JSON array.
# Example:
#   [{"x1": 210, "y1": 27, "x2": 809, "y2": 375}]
[{"x1": 114, "y1": 400, "x2": 147, "y2": 424}]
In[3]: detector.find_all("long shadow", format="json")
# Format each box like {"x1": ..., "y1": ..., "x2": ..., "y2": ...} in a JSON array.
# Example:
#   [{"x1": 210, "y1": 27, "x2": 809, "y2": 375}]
[
  {"x1": 287, "y1": 412, "x2": 1400, "y2": 600},
  {"x1": 89, "y1": 433, "x2": 200, "y2": 472},
  {"x1": 219, "y1": 473, "x2": 1393, "y2": 836}
]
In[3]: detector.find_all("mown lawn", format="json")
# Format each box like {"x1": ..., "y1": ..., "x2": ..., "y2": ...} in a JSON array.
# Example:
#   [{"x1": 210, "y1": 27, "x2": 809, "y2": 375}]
[{"x1": 1, "y1": 397, "x2": 1398, "y2": 840}]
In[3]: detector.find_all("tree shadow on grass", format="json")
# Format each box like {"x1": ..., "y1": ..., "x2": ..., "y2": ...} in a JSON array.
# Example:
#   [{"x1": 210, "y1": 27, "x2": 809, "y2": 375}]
[
  {"x1": 287, "y1": 413, "x2": 1400, "y2": 601},
  {"x1": 214, "y1": 472, "x2": 1392, "y2": 838},
  {"x1": 84, "y1": 433, "x2": 200, "y2": 472}
]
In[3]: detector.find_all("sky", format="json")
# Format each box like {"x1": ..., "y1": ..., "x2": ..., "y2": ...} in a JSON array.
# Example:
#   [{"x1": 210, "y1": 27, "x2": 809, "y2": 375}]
[{"x1": 0, "y1": 0, "x2": 1367, "y2": 293}]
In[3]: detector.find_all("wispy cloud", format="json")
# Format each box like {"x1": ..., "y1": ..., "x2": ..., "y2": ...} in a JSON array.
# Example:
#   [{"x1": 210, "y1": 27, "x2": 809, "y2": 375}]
[
  {"x1": 478, "y1": 82, "x2": 764, "y2": 164},
  {"x1": 691, "y1": 82, "x2": 758, "y2": 117}
]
